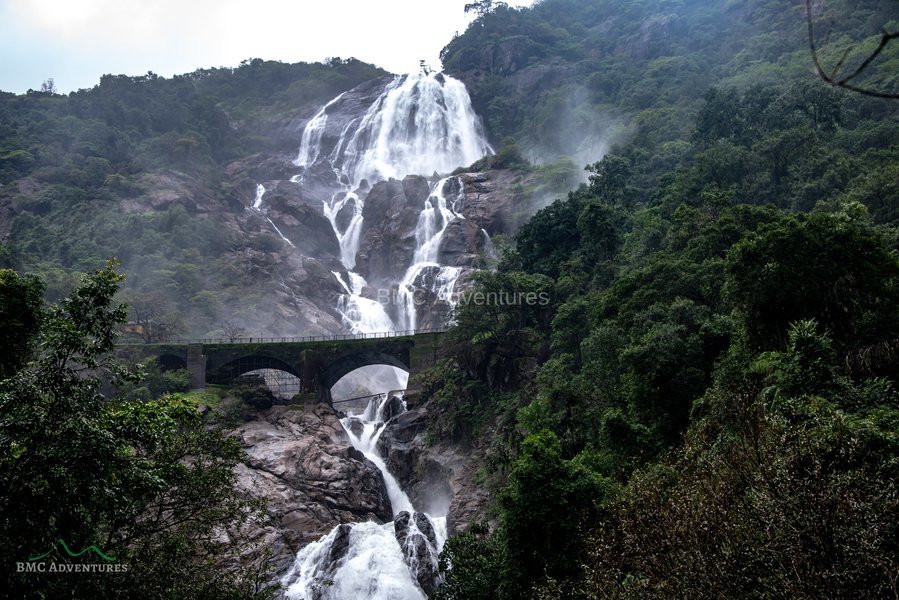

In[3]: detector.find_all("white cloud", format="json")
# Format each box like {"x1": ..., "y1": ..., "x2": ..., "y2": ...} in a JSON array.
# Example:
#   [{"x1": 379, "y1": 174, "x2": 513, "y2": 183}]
[{"x1": 0, "y1": 0, "x2": 535, "y2": 93}]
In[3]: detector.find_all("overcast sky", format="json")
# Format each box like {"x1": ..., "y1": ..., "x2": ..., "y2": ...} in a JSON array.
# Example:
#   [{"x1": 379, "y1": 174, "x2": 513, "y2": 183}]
[{"x1": 0, "y1": 0, "x2": 534, "y2": 94}]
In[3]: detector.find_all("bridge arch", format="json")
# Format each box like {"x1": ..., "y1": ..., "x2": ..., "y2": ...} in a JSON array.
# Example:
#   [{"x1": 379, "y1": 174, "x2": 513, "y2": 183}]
[
  {"x1": 319, "y1": 351, "x2": 411, "y2": 400},
  {"x1": 157, "y1": 353, "x2": 187, "y2": 372},
  {"x1": 206, "y1": 354, "x2": 301, "y2": 386}
]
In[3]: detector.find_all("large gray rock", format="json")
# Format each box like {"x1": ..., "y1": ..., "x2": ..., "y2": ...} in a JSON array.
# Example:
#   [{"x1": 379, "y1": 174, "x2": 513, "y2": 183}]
[
  {"x1": 380, "y1": 394, "x2": 406, "y2": 422},
  {"x1": 224, "y1": 153, "x2": 305, "y2": 190},
  {"x1": 265, "y1": 188, "x2": 341, "y2": 258},
  {"x1": 377, "y1": 406, "x2": 490, "y2": 528},
  {"x1": 232, "y1": 404, "x2": 393, "y2": 577},
  {"x1": 394, "y1": 511, "x2": 441, "y2": 597},
  {"x1": 437, "y1": 219, "x2": 494, "y2": 268},
  {"x1": 333, "y1": 192, "x2": 358, "y2": 234},
  {"x1": 457, "y1": 170, "x2": 525, "y2": 235},
  {"x1": 355, "y1": 176, "x2": 430, "y2": 285}
]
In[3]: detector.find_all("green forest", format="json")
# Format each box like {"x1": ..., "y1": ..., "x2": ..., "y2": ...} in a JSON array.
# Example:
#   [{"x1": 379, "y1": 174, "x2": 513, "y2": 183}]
[
  {"x1": 426, "y1": 0, "x2": 899, "y2": 597},
  {"x1": 1, "y1": 0, "x2": 899, "y2": 597}
]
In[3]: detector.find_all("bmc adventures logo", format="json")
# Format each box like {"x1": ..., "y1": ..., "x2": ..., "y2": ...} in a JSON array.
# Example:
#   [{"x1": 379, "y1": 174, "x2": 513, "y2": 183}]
[{"x1": 16, "y1": 539, "x2": 130, "y2": 574}]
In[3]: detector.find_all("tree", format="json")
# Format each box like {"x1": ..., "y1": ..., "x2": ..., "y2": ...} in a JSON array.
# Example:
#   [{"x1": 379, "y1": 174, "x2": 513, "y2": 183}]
[
  {"x1": 464, "y1": 0, "x2": 506, "y2": 17},
  {"x1": 513, "y1": 197, "x2": 581, "y2": 279},
  {"x1": 0, "y1": 269, "x2": 44, "y2": 379},
  {"x1": 582, "y1": 327, "x2": 899, "y2": 599},
  {"x1": 39, "y1": 78, "x2": 56, "y2": 94},
  {"x1": 450, "y1": 270, "x2": 554, "y2": 388},
  {"x1": 222, "y1": 320, "x2": 249, "y2": 342},
  {"x1": 434, "y1": 523, "x2": 503, "y2": 600},
  {"x1": 0, "y1": 263, "x2": 273, "y2": 598},
  {"x1": 725, "y1": 214, "x2": 899, "y2": 351},
  {"x1": 123, "y1": 291, "x2": 186, "y2": 343},
  {"x1": 586, "y1": 155, "x2": 634, "y2": 206}
]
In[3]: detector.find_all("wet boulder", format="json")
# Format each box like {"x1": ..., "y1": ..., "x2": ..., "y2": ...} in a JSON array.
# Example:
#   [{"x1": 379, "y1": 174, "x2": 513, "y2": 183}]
[{"x1": 394, "y1": 511, "x2": 441, "y2": 596}]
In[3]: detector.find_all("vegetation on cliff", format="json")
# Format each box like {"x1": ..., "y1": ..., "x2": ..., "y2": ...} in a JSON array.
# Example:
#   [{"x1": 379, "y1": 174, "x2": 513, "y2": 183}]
[{"x1": 0, "y1": 58, "x2": 386, "y2": 332}]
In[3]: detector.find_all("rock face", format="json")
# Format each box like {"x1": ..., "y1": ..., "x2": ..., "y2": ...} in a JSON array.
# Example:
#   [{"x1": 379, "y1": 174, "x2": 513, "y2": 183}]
[
  {"x1": 394, "y1": 511, "x2": 441, "y2": 597},
  {"x1": 351, "y1": 169, "x2": 532, "y2": 325},
  {"x1": 457, "y1": 170, "x2": 529, "y2": 235},
  {"x1": 377, "y1": 406, "x2": 491, "y2": 533},
  {"x1": 265, "y1": 193, "x2": 340, "y2": 259},
  {"x1": 231, "y1": 404, "x2": 393, "y2": 577},
  {"x1": 355, "y1": 176, "x2": 431, "y2": 286},
  {"x1": 437, "y1": 218, "x2": 494, "y2": 268},
  {"x1": 380, "y1": 394, "x2": 406, "y2": 422}
]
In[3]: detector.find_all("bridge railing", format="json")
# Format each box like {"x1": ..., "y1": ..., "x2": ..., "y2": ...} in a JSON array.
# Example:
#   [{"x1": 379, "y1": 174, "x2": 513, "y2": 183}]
[{"x1": 162, "y1": 327, "x2": 446, "y2": 346}]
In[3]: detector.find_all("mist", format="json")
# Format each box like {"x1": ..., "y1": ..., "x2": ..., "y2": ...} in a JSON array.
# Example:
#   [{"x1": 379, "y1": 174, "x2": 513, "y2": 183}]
[{"x1": 522, "y1": 84, "x2": 635, "y2": 173}]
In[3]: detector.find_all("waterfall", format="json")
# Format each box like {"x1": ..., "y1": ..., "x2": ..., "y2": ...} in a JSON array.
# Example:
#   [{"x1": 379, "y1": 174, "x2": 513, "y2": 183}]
[
  {"x1": 279, "y1": 70, "x2": 491, "y2": 599},
  {"x1": 252, "y1": 183, "x2": 266, "y2": 210},
  {"x1": 334, "y1": 73, "x2": 491, "y2": 188},
  {"x1": 281, "y1": 395, "x2": 447, "y2": 599},
  {"x1": 333, "y1": 272, "x2": 394, "y2": 334},
  {"x1": 295, "y1": 92, "x2": 347, "y2": 171},
  {"x1": 294, "y1": 71, "x2": 491, "y2": 334},
  {"x1": 249, "y1": 183, "x2": 296, "y2": 248},
  {"x1": 397, "y1": 177, "x2": 466, "y2": 331},
  {"x1": 324, "y1": 192, "x2": 365, "y2": 270}
]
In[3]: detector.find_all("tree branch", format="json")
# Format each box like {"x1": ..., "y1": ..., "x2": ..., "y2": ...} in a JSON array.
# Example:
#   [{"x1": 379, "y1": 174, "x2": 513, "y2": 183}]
[{"x1": 806, "y1": 0, "x2": 899, "y2": 99}]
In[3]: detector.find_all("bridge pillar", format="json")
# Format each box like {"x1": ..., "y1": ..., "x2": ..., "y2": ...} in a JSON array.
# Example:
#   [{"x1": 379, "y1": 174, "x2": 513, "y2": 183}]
[
  {"x1": 318, "y1": 383, "x2": 332, "y2": 405},
  {"x1": 187, "y1": 344, "x2": 206, "y2": 390}
]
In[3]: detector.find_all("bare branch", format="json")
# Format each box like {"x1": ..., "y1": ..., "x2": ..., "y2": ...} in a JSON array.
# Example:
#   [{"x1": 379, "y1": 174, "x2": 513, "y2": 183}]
[{"x1": 806, "y1": 0, "x2": 899, "y2": 99}]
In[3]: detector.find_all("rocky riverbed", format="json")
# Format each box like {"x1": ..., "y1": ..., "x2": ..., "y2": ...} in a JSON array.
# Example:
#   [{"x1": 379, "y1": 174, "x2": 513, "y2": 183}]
[{"x1": 229, "y1": 401, "x2": 491, "y2": 584}]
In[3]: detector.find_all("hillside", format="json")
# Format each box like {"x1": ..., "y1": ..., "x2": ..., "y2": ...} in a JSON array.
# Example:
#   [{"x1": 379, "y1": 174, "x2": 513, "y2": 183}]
[
  {"x1": 0, "y1": 59, "x2": 389, "y2": 332},
  {"x1": 421, "y1": 1, "x2": 899, "y2": 597},
  {"x1": 0, "y1": 0, "x2": 898, "y2": 597},
  {"x1": 0, "y1": 60, "x2": 573, "y2": 338},
  {"x1": 444, "y1": 0, "x2": 899, "y2": 218}
]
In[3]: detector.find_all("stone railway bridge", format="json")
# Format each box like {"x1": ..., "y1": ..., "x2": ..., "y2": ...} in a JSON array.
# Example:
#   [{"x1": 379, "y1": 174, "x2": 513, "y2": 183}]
[{"x1": 122, "y1": 330, "x2": 447, "y2": 405}]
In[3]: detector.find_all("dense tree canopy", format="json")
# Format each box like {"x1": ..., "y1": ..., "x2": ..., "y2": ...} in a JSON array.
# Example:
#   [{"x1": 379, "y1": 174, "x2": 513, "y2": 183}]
[
  {"x1": 0, "y1": 264, "x2": 272, "y2": 598},
  {"x1": 426, "y1": 3, "x2": 899, "y2": 597}
]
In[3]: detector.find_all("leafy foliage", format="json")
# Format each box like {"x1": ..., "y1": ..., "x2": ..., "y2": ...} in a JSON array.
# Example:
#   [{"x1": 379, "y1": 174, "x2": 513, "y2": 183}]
[
  {"x1": 0, "y1": 264, "x2": 273, "y2": 598},
  {"x1": 0, "y1": 269, "x2": 44, "y2": 378},
  {"x1": 583, "y1": 327, "x2": 899, "y2": 599},
  {"x1": 428, "y1": 3, "x2": 899, "y2": 596}
]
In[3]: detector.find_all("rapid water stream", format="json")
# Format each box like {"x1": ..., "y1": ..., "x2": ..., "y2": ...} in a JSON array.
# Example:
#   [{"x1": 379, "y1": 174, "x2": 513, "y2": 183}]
[
  {"x1": 277, "y1": 70, "x2": 490, "y2": 598},
  {"x1": 281, "y1": 396, "x2": 447, "y2": 599}
]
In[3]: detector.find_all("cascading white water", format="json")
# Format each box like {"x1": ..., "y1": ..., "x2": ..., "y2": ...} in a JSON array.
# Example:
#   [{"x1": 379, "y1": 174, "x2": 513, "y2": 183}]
[
  {"x1": 294, "y1": 71, "x2": 491, "y2": 334},
  {"x1": 397, "y1": 177, "x2": 466, "y2": 331},
  {"x1": 252, "y1": 183, "x2": 266, "y2": 210},
  {"x1": 335, "y1": 74, "x2": 491, "y2": 188},
  {"x1": 295, "y1": 92, "x2": 347, "y2": 171},
  {"x1": 332, "y1": 272, "x2": 394, "y2": 335},
  {"x1": 341, "y1": 399, "x2": 414, "y2": 515},
  {"x1": 281, "y1": 395, "x2": 447, "y2": 599},
  {"x1": 324, "y1": 193, "x2": 365, "y2": 270},
  {"x1": 250, "y1": 183, "x2": 296, "y2": 248}
]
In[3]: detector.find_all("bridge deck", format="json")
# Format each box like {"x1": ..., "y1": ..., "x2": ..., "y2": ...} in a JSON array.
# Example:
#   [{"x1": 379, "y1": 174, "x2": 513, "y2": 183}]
[
  {"x1": 120, "y1": 328, "x2": 448, "y2": 404},
  {"x1": 119, "y1": 327, "x2": 446, "y2": 347}
]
